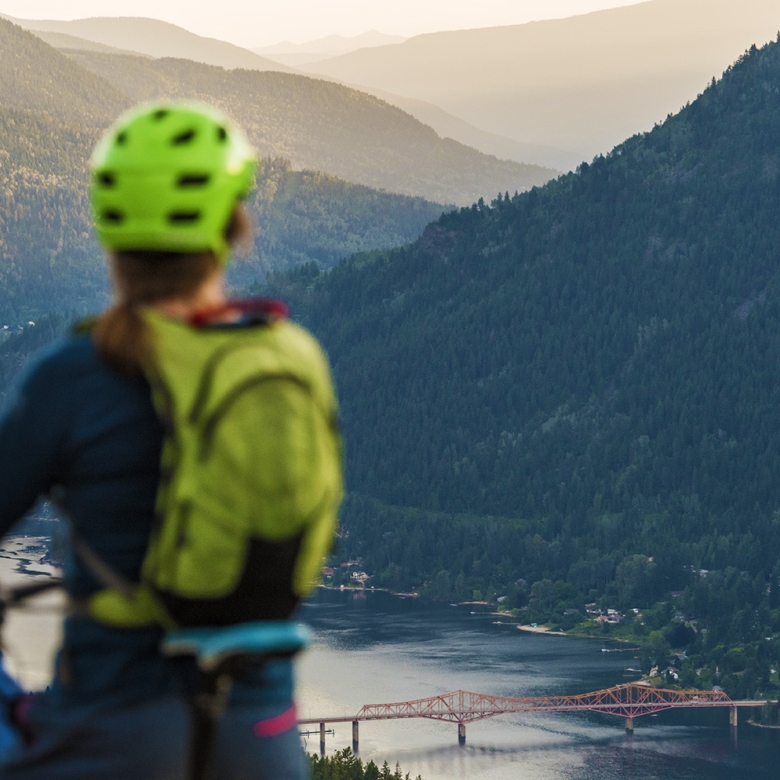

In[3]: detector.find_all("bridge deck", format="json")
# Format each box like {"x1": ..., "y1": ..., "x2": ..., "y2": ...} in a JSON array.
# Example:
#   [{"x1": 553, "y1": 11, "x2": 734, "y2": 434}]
[{"x1": 299, "y1": 683, "x2": 768, "y2": 725}]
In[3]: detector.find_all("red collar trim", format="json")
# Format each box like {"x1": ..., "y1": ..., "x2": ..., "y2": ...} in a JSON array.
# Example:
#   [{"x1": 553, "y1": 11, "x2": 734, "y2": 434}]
[{"x1": 189, "y1": 298, "x2": 289, "y2": 328}]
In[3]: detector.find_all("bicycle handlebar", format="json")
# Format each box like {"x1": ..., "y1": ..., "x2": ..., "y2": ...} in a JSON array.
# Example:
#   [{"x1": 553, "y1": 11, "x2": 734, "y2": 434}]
[{"x1": 0, "y1": 579, "x2": 63, "y2": 622}]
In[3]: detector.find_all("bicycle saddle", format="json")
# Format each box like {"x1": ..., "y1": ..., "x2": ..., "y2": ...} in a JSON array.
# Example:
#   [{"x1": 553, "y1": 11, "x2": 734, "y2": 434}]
[{"x1": 161, "y1": 621, "x2": 311, "y2": 672}]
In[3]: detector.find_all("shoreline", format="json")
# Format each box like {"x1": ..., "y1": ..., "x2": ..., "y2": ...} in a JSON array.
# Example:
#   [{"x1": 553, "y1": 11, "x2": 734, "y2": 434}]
[
  {"x1": 516, "y1": 624, "x2": 568, "y2": 637},
  {"x1": 319, "y1": 586, "x2": 642, "y2": 650},
  {"x1": 0, "y1": 535, "x2": 64, "y2": 690},
  {"x1": 317, "y1": 583, "x2": 420, "y2": 598},
  {"x1": 747, "y1": 719, "x2": 780, "y2": 729},
  {"x1": 318, "y1": 585, "x2": 640, "y2": 645}
]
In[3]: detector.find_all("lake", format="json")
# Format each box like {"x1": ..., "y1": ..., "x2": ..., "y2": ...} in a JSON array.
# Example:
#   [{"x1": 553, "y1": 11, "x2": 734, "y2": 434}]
[
  {"x1": 2, "y1": 537, "x2": 779, "y2": 780},
  {"x1": 296, "y1": 587, "x2": 780, "y2": 780}
]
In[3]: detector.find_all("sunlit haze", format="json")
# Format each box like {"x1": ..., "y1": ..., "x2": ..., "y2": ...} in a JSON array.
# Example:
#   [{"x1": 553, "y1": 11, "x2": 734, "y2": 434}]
[{"x1": 0, "y1": 0, "x2": 649, "y2": 47}]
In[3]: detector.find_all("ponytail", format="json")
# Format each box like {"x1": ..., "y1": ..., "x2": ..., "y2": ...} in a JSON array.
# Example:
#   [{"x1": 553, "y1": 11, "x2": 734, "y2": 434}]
[
  {"x1": 93, "y1": 252, "x2": 218, "y2": 378},
  {"x1": 93, "y1": 205, "x2": 253, "y2": 377},
  {"x1": 93, "y1": 301, "x2": 150, "y2": 378}
]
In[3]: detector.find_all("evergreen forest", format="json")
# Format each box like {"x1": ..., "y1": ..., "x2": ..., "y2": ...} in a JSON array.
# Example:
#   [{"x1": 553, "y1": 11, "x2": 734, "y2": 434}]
[
  {"x1": 309, "y1": 749, "x2": 422, "y2": 780},
  {"x1": 240, "y1": 158, "x2": 447, "y2": 282},
  {"x1": 4, "y1": 12, "x2": 780, "y2": 705},
  {"x1": 266, "y1": 38, "x2": 780, "y2": 701}
]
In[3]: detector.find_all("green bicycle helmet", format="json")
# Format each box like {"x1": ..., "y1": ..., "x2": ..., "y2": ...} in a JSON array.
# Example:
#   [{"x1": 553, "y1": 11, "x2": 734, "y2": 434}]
[{"x1": 90, "y1": 101, "x2": 256, "y2": 263}]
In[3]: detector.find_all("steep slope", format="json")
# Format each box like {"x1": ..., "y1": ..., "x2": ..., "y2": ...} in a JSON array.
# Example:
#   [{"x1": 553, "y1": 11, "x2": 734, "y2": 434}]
[
  {"x1": 304, "y1": 0, "x2": 780, "y2": 159},
  {"x1": 274, "y1": 39, "x2": 780, "y2": 672},
  {"x1": 0, "y1": 18, "x2": 129, "y2": 125},
  {"x1": 2, "y1": 14, "x2": 294, "y2": 74},
  {"x1": 0, "y1": 20, "x2": 131, "y2": 319},
  {"x1": 66, "y1": 50, "x2": 557, "y2": 204}
]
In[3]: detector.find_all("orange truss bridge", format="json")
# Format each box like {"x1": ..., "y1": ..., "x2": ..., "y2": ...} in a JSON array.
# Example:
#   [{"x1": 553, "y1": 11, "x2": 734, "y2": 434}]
[{"x1": 299, "y1": 683, "x2": 768, "y2": 752}]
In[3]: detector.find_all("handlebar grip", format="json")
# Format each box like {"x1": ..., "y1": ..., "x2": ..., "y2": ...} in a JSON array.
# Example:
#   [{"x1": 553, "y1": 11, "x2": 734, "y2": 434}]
[{"x1": 1, "y1": 579, "x2": 63, "y2": 607}]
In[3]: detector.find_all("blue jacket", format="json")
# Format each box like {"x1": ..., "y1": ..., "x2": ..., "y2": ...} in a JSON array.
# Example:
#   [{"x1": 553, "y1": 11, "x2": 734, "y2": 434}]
[{"x1": 0, "y1": 334, "x2": 293, "y2": 709}]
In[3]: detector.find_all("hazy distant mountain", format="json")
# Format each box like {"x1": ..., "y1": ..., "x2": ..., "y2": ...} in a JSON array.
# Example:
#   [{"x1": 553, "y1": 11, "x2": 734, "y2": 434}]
[
  {"x1": 3, "y1": 12, "x2": 574, "y2": 170},
  {"x1": 0, "y1": 103, "x2": 447, "y2": 322},
  {"x1": 356, "y1": 86, "x2": 580, "y2": 172},
  {"x1": 30, "y1": 30, "x2": 145, "y2": 56},
  {"x1": 257, "y1": 30, "x2": 405, "y2": 55},
  {"x1": 67, "y1": 50, "x2": 557, "y2": 205},
  {"x1": 304, "y1": 0, "x2": 780, "y2": 159},
  {"x1": 1, "y1": 14, "x2": 294, "y2": 74},
  {"x1": 255, "y1": 31, "x2": 406, "y2": 68}
]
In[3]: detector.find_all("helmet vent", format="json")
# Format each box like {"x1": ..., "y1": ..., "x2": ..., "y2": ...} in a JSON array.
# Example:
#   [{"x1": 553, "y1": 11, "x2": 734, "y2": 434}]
[
  {"x1": 168, "y1": 212, "x2": 201, "y2": 224},
  {"x1": 172, "y1": 129, "x2": 197, "y2": 146},
  {"x1": 153, "y1": 109, "x2": 169, "y2": 121},
  {"x1": 177, "y1": 174, "x2": 210, "y2": 188},
  {"x1": 216, "y1": 126, "x2": 227, "y2": 143},
  {"x1": 97, "y1": 172, "x2": 116, "y2": 188},
  {"x1": 102, "y1": 210, "x2": 124, "y2": 224},
  {"x1": 116, "y1": 132, "x2": 128, "y2": 146}
]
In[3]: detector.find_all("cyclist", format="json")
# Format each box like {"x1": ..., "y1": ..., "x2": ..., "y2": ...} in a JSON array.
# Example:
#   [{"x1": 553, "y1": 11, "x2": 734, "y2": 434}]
[{"x1": 0, "y1": 101, "x2": 341, "y2": 779}]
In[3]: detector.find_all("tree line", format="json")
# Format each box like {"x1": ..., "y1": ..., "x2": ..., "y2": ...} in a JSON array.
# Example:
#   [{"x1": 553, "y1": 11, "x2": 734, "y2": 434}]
[{"x1": 266, "y1": 38, "x2": 780, "y2": 701}]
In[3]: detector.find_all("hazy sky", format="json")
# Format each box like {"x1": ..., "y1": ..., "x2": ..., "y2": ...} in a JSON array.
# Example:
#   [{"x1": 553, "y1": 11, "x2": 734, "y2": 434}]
[{"x1": 0, "y1": 0, "x2": 648, "y2": 48}]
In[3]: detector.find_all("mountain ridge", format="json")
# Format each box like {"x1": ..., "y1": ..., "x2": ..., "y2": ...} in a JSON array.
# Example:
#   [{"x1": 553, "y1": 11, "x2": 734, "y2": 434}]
[
  {"x1": 1, "y1": 14, "x2": 295, "y2": 74},
  {"x1": 3, "y1": 12, "x2": 577, "y2": 169},
  {"x1": 64, "y1": 48, "x2": 557, "y2": 204},
  {"x1": 19, "y1": 23, "x2": 571, "y2": 169}
]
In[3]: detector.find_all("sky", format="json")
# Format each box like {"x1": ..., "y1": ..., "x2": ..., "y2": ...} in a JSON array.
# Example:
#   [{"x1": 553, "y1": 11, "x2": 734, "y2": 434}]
[{"x1": 0, "y1": 0, "x2": 648, "y2": 48}]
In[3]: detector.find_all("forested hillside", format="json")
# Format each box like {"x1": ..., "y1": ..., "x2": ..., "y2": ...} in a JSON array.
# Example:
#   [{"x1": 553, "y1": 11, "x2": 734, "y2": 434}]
[
  {"x1": 0, "y1": 19, "x2": 448, "y2": 322},
  {"x1": 0, "y1": 19, "x2": 128, "y2": 125},
  {"x1": 0, "y1": 315, "x2": 69, "y2": 403},
  {"x1": 271, "y1": 39, "x2": 780, "y2": 698},
  {"x1": 0, "y1": 22, "x2": 128, "y2": 320},
  {"x1": 0, "y1": 108, "x2": 108, "y2": 321},
  {"x1": 245, "y1": 158, "x2": 447, "y2": 279},
  {"x1": 0, "y1": 126, "x2": 444, "y2": 321}
]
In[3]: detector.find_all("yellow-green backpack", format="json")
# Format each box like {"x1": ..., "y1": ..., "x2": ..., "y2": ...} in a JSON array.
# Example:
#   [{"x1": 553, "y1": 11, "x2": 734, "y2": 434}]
[{"x1": 84, "y1": 305, "x2": 343, "y2": 629}]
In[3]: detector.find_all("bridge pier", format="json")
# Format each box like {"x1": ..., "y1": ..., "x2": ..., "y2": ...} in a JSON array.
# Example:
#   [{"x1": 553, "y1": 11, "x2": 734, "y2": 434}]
[
  {"x1": 458, "y1": 723, "x2": 466, "y2": 746},
  {"x1": 320, "y1": 722, "x2": 326, "y2": 756},
  {"x1": 352, "y1": 720, "x2": 359, "y2": 753},
  {"x1": 625, "y1": 717, "x2": 634, "y2": 733},
  {"x1": 730, "y1": 707, "x2": 738, "y2": 728}
]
